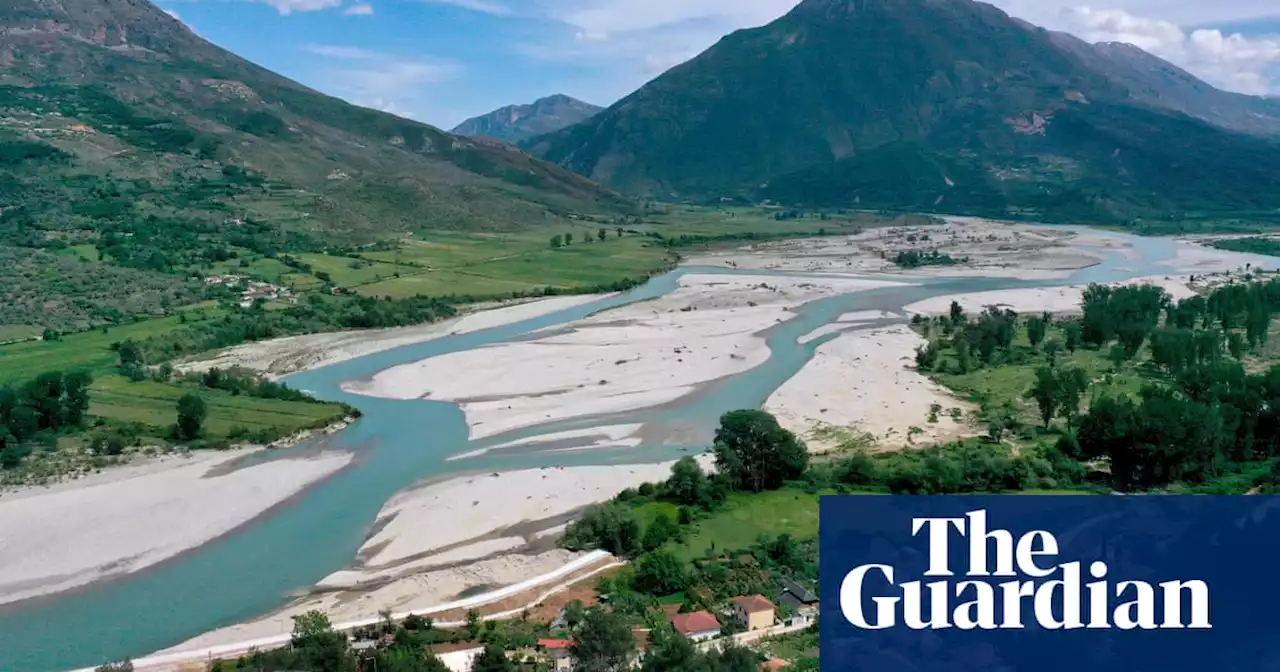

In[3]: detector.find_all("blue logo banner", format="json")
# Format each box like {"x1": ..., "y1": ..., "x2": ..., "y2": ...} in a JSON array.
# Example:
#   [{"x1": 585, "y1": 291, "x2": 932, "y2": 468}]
[{"x1": 819, "y1": 495, "x2": 1280, "y2": 671}]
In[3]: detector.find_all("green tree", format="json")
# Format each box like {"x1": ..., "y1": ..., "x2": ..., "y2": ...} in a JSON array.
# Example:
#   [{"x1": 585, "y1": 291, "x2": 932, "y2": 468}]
[
  {"x1": 291, "y1": 611, "x2": 354, "y2": 672},
  {"x1": 470, "y1": 643, "x2": 514, "y2": 672},
  {"x1": 1026, "y1": 316, "x2": 1047, "y2": 350},
  {"x1": 642, "y1": 511, "x2": 679, "y2": 550},
  {"x1": 1027, "y1": 366, "x2": 1060, "y2": 428},
  {"x1": 1063, "y1": 322, "x2": 1082, "y2": 352},
  {"x1": 712, "y1": 410, "x2": 808, "y2": 492},
  {"x1": 664, "y1": 456, "x2": 710, "y2": 506},
  {"x1": 117, "y1": 339, "x2": 142, "y2": 367},
  {"x1": 375, "y1": 647, "x2": 450, "y2": 672},
  {"x1": 63, "y1": 371, "x2": 92, "y2": 426},
  {"x1": 640, "y1": 623, "x2": 699, "y2": 672},
  {"x1": 550, "y1": 235, "x2": 563, "y2": 248},
  {"x1": 564, "y1": 232, "x2": 574, "y2": 245},
  {"x1": 466, "y1": 608, "x2": 482, "y2": 640},
  {"x1": 175, "y1": 393, "x2": 207, "y2": 440},
  {"x1": 564, "y1": 599, "x2": 587, "y2": 628},
  {"x1": 41, "y1": 328, "x2": 59, "y2": 342},
  {"x1": 570, "y1": 608, "x2": 636, "y2": 672},
  {"x1": 949, "y1": 300, "x2": 965, "y2": 325},
  {"x1": 562, "y1": 502, "x2": 642, "y2": 556},
  {"x1": 1056, "y1": 366, "x2": 1090, "y2": 431},
  {"x1": 632, "y1": 549, "x2": 687, "y2": 595},
  {"x1": 616, "y1": 227, "x2": 624, "y2": 238},
  {"x1": 597, "y1": 228, "x2": 607, "y2": 242}
]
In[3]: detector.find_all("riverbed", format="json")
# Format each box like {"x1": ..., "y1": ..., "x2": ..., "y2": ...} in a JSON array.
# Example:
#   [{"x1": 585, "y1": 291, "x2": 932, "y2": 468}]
[{"x1": 1, "y1": 221, "x2": 1275, "y2": 671}]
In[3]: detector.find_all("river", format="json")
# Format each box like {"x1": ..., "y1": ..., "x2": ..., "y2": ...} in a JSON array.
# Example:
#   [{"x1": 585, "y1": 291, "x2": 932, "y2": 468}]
[{"x1": 0, "y1": 228, "x2": 1274, "y2": 671}]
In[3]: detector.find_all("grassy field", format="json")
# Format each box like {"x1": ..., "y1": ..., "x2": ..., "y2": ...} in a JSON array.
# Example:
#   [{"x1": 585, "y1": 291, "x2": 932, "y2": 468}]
[
  {"x1": 0, "y1": 307, "x2": 228, "y2": 386},
  {"x1": 88, "y1": 375, "x2": 346, "y2": 439},
  {"x1": 0, "y1": 325, "x2": 39, "y2": 343},
  {"x1": 667, "y1": 489, "x2": 823, "y2": 561}
]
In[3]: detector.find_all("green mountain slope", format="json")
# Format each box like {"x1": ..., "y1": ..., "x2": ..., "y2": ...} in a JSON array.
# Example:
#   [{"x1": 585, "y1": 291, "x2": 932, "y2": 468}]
[
  {"x1": 0, "y1": 0, "x2": 631, "y2": 245},
  {"x1": 452, "y1": 94, "x2": 602, "y2": 144},
  {"x1": 528, "y1": 0, "x2": 1280, "y2": 223}
]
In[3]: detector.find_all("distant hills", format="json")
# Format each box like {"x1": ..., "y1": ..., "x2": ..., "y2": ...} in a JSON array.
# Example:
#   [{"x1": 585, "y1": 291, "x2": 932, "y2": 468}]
[
  {"x1": 0, "y1": 0, "x2": 630, "y2": 247},
  {"x1": 528, "y1": 0, "x2": 1280, "y2": 224},
  {"x1": 452, "y1": 94, "x2": 602, "y2": 144}
]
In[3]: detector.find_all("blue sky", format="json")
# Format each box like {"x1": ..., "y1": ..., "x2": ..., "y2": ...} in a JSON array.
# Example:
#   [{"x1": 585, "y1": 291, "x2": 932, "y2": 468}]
[{"x1": 158, "y1": 0, "x2": 1280, "y2": 131}]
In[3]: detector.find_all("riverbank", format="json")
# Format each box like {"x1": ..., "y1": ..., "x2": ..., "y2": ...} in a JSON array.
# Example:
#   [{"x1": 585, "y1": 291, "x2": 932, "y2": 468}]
[
  {"x1": 346, "y1": 273, "x2": 906, "y2": 441},
  {"x1": 176, "y1": 294, "x2": 614, "y2": 378},
  {"x1": 903, "y1": 274, "x2": 1199, "y2": 317},
  {"x1": 157, "y1": 458, "x2": 703, "y2": 653},
  {"x1": 0, "y1": 430, "x2": 354, "y2": 607}
]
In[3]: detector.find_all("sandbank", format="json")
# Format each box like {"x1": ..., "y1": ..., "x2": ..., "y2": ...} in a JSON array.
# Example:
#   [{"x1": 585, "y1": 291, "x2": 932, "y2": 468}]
[
  {"x1": 0, "y1": 446, "x2": 353, "y2": 606},
  {"x1": 346, "y1": 274, "x2": 905, "y2": 440},
  {"x1": 177, "y1": 294, "x2": 612, "y2": 377},
  {"x1": 765, "y1": 324, "x2": 976, "y2": 451},
  {"x1": 903, "y1": 275, "x2": 1198, "y2": 317},
  {"x1": 159, "y1": 458, "x2": 706, "y2": 653}
]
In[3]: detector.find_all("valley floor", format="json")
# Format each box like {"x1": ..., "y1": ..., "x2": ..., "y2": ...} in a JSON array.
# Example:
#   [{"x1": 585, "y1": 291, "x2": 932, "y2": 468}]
[{"x1": 17, "y1": 217, "x2": 1272, "y2": 666}]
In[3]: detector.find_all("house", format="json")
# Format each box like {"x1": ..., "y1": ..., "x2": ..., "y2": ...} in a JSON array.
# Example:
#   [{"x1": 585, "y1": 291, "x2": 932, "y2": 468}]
[
  {"x1": 733, "y1": 595, "x2": 776, "y2": 631},
  {"x1": 538, "y1": 638, "x2": 573, "y2": 672},
  {"x1": 670, "y1": 611, "x2": 721, "y2": 642},
  {"x1": 779, "y1": 580, "x2": 819, "y2": 624}
]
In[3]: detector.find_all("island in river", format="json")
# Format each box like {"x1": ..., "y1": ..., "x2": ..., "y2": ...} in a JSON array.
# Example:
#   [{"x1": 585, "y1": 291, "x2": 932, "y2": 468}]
[{"x1": 1, "y1": 218, "x2": 1275, "y2": 672}]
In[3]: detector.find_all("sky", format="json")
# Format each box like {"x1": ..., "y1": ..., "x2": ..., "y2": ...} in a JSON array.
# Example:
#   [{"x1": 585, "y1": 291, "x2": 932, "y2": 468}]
[{"x1": 157, "y1": 0, "x2": 1280, "y2": 130}]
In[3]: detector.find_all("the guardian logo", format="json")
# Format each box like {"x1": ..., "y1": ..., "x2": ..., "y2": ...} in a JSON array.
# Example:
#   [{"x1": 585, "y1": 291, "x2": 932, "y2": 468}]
[{"x1": 840, "y1": 510, "x2": 1211, "y2": 631}]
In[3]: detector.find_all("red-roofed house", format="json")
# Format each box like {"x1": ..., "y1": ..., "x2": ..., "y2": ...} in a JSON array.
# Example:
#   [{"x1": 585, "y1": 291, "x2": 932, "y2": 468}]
[
  {"x1": 733, "y1": 595, "x2": 776, "y2": 631},
  {"x1": 538, "y1": 639, "x2": 574, "y2": 672},
  {"x1": 670, "y1": 611, "x2": 721, "y2": 641}
]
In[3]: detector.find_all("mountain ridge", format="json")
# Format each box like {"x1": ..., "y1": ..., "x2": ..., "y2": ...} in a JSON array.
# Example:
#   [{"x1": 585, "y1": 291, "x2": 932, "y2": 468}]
[
  {"x1": 451, "y1": 94, "x2": 602, "y2": 144},
  {"x1": 527, "y1": 0, "x2": 1280, "y2": 224}
]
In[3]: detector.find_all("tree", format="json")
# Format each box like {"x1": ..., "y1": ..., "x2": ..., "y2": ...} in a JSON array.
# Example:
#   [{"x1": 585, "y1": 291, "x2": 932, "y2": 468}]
[
  {"x1": 562, "y1": 502, "x2": 642, "y2": 556},
  {"x1": 632, "y1": 549, "x2": 687, "y2": 595},
  {"x1": 470, "y1": 643, "x2": 514, "y2": 672},
  {"x1": 1027, "y1": 316, "x2": 1047, "y2": 350},
  {"x1": 375, "y1": 648, "x2": 450, "y2": 672},
  {"x1": 1025, "y1": 367, "x2": 1061, "y2": 429},
  {"x1": 1063, "y1": 322, "x2": 1082, "y2": 352},
  {"x1": 564, "y1": 599, "x2": 587, "y2": 628},
  {"x1": 63, "y1": 371, "x2": 92, "y2": 426},
  {"x1": 616, "y1": 227, "x2": 624, "y2": 238},
  {"x1": 117, "y1": 340, "x2": 142, "y2": 367},
  {"x1": 570, "y1": 608, "x2": 636, "y2": 672},
  {"x1": 550, "y1": 235, "x2": 563, "y2": 248},
  {"x1": 1043, "y1": 339, "x2": 1062, "y2": 367},
  {"x1": 175, "y1": 393, "x2": 207, "y2": 440},
  {"x1": 640, "y1": 623, "x2": 699, "y2": 672},
  {"x1": 712, "y1": 410, "x2": 808, "y2": 492},
  {"x1": 95, "y1": 662, "x2": 133, "y2": 672},
  {"x1": 466, "y1": 608, "x2": 482, "y2": 640},
  {"x1": 949, "y1": 300, "x2": 965, "y2": 325},
  {"x1": 597, "y1": 228, "x2": 607, "y2": 242},
  {"x1": 291, "y1": 611, "x2": 354, "y2": 672},
  {"x1": 642, "y1": 511, "x2": 680, "y2": 550},
  {"x1": 1056, "y1": 366, "x2": 1090, "y2": 431},
  {"x1": 665, "y1": 456, "x2": 710, "y2": 506},
  {"x1": 564, "y1": 232, "x2": 574, "y2": 245},
  {"x1": 41, "y1": 328, "x2": 59, "y2": 342}
]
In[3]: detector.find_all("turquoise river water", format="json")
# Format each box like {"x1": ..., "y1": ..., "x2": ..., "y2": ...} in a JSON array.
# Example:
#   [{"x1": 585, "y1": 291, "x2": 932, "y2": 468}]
[{"x1": 1, "y1": 229, "x2": 1276, "y2": 671}]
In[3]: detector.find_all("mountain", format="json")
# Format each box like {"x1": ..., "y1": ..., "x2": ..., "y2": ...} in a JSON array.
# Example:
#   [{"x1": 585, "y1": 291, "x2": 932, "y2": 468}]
[
  {"x1": 0, "y1": 0, "x2": 631, "y2": 250},
  {"x1": 528, "y1": 0, "x2": 1280, "y2": 224},
  {"x1": 1049, "y1": 33, "x2": 1280, "y2": 137},
  {"x1": 451, "y1": 95, "x2": 603, "y2": 144}
]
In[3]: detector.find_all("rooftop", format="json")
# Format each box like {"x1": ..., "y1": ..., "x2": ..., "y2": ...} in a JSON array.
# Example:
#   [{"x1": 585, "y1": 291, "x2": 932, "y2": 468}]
[
  {"x1": 734, "y1": 595, "x2": 776, "y2": 613},
  {"x1": 670, "y1": 611, "x2": 721, "y2": 635}
]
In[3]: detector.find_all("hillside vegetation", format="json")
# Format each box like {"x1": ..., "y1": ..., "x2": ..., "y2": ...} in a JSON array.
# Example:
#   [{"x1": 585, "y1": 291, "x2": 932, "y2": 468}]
[{"x1": 529, "y1": 0, "x2": 1280, "y2": 227}]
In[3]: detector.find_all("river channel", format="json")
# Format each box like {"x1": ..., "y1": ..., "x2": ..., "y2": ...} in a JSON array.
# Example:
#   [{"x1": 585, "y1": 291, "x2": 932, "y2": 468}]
[{"x1": 1, "y1": 228, "x2": 1275, "y2": 671}]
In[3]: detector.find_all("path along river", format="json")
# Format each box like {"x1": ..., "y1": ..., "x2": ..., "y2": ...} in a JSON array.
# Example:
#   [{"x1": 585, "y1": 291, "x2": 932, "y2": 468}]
[{"x1": 2, "y1": 228, "x2": 1276, "y2": 671}]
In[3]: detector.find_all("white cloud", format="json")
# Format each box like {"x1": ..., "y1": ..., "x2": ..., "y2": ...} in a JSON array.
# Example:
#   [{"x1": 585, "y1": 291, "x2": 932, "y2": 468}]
[
  {"x1": 421, "y1": 0, "x2": 512, "y2": 15},
  {"x1": 1062, "y1": 6, "x2": 1280, "y2": 95},
  {"x1": 303, "y1": 44, "x2": 379, "y2": 59},
  {"x1": 343, "y1": 2, "x2": 374, "y2": 15},
  {"x1": 299, "y1": 45, "x2": 464, "y2": 123},
  {"x1": 255, "y1": 0, "x2": 342, "y2": 14}
]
